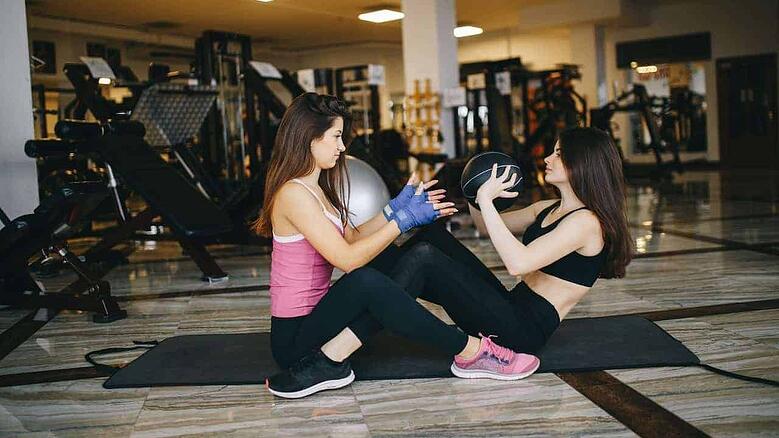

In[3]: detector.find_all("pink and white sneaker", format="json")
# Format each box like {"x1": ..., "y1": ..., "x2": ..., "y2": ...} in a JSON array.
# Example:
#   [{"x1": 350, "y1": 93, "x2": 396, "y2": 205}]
[{"x1": 451, "y1": 335, "x2": 540, "y2": 381}]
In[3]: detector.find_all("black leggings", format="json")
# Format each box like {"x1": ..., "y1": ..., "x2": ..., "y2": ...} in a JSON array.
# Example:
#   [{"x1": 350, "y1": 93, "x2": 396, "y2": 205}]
[
  {"x1": 391, "y1": 230, "x2": 560, "y2": 354},
  {"x1": 270, "y1": 261, "x2": 469, "y2": 368},
  {"x1": 270, "y1": 223, "x2": 560, "y2": 368}
]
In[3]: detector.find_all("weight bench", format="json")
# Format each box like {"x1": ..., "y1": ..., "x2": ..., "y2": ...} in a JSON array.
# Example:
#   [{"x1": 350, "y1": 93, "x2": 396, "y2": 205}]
[
  {"x1": 27, "y1": 121, "x2": 233, "y2": 283},
  {"x1": 0, "y1": 182, "x2": 127, "y2": 323}
]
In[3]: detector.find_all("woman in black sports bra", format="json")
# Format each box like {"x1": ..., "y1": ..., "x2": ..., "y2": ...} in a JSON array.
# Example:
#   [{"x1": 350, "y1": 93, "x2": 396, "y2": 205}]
[{"x1": 378, "y1": 127, "x2": 635, "y2": 354}]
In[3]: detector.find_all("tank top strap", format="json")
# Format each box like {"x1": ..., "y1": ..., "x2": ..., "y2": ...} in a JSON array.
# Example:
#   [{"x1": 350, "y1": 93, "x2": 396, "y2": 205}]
[
  {"x1": 290, "y1": 178, "x2": 343, "y2": 231},
  {"x1": 290, "y1": 178, "x2": 328, "y2": 214}
]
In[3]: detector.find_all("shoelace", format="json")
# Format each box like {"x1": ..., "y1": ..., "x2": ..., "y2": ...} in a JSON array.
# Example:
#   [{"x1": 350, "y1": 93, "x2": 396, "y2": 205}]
[{"x1": 480, "y1": 334, "x2": 514, "y2": 365}]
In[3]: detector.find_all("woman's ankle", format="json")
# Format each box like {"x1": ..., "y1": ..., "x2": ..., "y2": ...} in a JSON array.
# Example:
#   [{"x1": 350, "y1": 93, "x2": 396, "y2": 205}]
[
  {"x1": 321, "y1": 328, "x2": 363, "y2": 362},
  {"x1": 456, "y1": 336, "x2": 482, "y2": 361},
  {"x1": 321, "y1": 345, "x2": 347, "y2": 363},
  {"x1": 319, "y1": 348, "x2": 344, "y2": 364}
]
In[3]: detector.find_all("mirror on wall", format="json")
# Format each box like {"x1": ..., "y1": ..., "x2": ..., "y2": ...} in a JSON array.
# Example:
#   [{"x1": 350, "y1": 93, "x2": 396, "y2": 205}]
[{"x1": 627, "y1": 62, "x2": 708, "y2": 155}]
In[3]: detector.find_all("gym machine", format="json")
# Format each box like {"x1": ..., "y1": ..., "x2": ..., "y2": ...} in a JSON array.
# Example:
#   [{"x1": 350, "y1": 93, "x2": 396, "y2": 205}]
[
  {"x1": 26, "y1": 119, "x2": 232, "y2": 283},
  {"x1": 61, "y1": 56, "x2": 269, "y2": 243},
  {"x1": 335, "y1": 65, "x2": 383, "y2": 148},
  {"x1": 334, "y1": 64, "x2": 409, "y2": 194},
  {"x1": 31, "y1": 84, "x2": 77, "y2": 139},
  {"x1": 589, "y1": 83, "x2": 683, "y2": 177},
  {"x1": 64, "y1": 62, "x2": 146, "y2": 122},
  {"x1": 243, "y1": 60, "x2": 306, "y2": 174},
  {"x1": 195, "y1": 31, "x2": 258, "y2": 190},
  {"x1": 457, "y1": 58, "x2": 527, "y2": 159},
  {"x1": 294, "y1": 68, "x2": 335, "y2": 95},
  {"x1": 661, "y1": 88, "x2": 707, "y2": 153},
  {"x1": 454, "y1": 60, "x2": 586, "y2": 189},
  {"x1": 524, "y1": 65, "x2": 588, "y2": 159},
  {"x1": 195, "y1": 31, "x2": 309, "y2": 225},
  {"x1": 0, "y1": 182, "x2": 127, "y2": 323}
]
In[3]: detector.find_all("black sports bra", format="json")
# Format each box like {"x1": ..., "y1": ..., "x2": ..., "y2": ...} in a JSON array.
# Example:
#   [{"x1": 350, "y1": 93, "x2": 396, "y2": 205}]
[{"x1": 521, "y1": 201, "x2": 606, "y2": 287}]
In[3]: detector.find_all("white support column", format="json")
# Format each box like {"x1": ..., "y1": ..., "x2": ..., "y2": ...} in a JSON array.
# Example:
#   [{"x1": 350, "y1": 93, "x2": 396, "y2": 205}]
[
  {"x1": 0, "y1": 0, "x2": 38, "y2": 218},
  {"x1": 570, "y1": 24, "x2": 608, "y2": 109},
  {"x1": 401, "y1": 0, "x2": 459, "y2": 157}
]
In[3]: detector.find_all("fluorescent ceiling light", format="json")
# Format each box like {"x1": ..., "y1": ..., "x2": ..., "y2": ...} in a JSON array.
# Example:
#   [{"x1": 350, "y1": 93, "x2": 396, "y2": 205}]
[
  {"x1": 454, "y1": 25, "x2": 483, "y2": 38},
  {"x1": 358, "y1": 9, "x2": 404, "y2": 23},
  {"x1": 256, "y1": 0, "x2": 273, "y2": 3},
  {"x1": 636, "y1": 65, "x2": 658, "y2": 74}
]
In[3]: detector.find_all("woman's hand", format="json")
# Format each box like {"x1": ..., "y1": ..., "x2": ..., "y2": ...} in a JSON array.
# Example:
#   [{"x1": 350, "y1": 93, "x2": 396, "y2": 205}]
[
  {"x1": 413, "y1": 177, "x2": 457, "y2": 218},
  {"x1": 475, "y1": 164, "x2": 519, "y2": 207},
  {"x1": 393, "y1": 184, "x2": 458, "y2": 232},
  {"x1": 384, "y1": 172, "x2": 448, "y2": 219}
]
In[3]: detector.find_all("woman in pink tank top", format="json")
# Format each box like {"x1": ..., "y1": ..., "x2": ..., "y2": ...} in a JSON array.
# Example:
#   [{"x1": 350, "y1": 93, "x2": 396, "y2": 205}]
[{"x1": 254, "y1": 93, "x2": 541, "y2": 399}]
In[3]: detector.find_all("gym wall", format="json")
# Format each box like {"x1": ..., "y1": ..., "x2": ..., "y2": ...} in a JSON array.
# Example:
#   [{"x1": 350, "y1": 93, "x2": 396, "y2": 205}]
[
  {"x1": 457, "y1": 29, "x2": 572, "y2": 70},
  {"x1": 28, "y1": 29, "x2": 192, "y2": 86}
]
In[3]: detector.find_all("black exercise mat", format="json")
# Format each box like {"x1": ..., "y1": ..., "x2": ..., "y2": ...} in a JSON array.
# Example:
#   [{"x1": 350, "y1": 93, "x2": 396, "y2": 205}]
[{"x1": 103, "y1": 316, "x2": 699, "y2": 388}]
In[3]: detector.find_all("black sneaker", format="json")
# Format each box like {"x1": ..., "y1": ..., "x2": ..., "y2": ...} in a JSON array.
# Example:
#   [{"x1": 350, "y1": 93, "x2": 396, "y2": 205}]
[{"x1": 266, "y1": 350, "x2": 354, "y2": 399}]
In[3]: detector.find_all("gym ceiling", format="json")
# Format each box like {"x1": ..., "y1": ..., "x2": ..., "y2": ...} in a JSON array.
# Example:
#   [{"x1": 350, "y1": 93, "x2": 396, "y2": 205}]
[{"x1": 25, "y1": 0, "x2": 550, "y2": 50}]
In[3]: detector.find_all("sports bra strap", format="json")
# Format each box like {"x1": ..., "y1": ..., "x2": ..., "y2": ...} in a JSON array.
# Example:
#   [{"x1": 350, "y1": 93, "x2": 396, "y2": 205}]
[
  {"x1": 558, "y1": 206, "x2": 588, "y2": 220},
  {"x1": 290, "y1": 178, "x2": 328, "y2": 214},
  {"x1": 542, "y1": 201, "x2": 588, "y2": 227}
]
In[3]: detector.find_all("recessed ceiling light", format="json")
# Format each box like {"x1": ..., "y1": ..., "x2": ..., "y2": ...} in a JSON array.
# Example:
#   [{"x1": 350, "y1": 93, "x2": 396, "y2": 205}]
[
  {"x1": 358, "y1": 9, "x2": 404, "y2": 23},
  {"x1": 454, "y1": 25, "x2": 483, "y2": 38},
  {"x1": 256, "y1": 0, "x2": 273, "y2": 3},
  {"x1": 636, "y1": 65, "x2": 658, "y2": 74}
]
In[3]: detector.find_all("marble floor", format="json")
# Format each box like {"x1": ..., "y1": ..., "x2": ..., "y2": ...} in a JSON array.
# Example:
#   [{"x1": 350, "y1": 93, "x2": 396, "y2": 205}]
[{"x1": 1, "y1": 169, "x2": 778, "y2": 437}]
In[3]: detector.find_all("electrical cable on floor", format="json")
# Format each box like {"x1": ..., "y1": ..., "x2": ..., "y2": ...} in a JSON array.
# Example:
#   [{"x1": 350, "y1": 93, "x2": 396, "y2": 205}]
[{"x1": 698, "y1": 364, "x2": 779, "y2": 387}]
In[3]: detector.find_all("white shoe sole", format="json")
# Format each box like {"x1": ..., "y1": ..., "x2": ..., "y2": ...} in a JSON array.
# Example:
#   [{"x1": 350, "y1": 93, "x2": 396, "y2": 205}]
[
  {"x1": 450, "y1": 359, "x2": 540, "y2": 381},
  {"x1": 267, "y1": 370, "x2": 355, "y2": 399}
]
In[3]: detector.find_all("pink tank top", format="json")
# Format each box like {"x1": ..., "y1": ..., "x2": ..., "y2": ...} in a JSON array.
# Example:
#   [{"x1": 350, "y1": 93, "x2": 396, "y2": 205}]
[{"x1": 270, "y1": 179, "x2": 345, "y2": 318}]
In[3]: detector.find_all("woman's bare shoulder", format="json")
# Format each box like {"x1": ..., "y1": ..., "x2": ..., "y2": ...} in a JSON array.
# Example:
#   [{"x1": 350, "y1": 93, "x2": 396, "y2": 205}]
[{"x1": 531, "y1": 199, "x2": 559, "y2": 216}]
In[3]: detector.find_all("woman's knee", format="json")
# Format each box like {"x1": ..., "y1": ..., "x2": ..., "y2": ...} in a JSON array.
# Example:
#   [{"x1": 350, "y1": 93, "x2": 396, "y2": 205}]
[
  {"x1": 390, "y1": 242, "x2": 435, "y2": 282},
  {"x1": 345, "y1": 266, "x2": 382, "y2": 283},
  {"x1": 338, "y1": 267, "x2": 392, "y2": 293},
  {"x1": 403, "y1": 241, "x2": 444, "y2": 265}
]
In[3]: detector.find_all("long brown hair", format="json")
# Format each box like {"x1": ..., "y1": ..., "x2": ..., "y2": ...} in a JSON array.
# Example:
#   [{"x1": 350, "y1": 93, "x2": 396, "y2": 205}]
[
  {"x1": 252, "y1": 93, "x2": 353, "y2": 237},
  {"x1": 558, "y1": 127, "x2": 633, "y2": 278}
]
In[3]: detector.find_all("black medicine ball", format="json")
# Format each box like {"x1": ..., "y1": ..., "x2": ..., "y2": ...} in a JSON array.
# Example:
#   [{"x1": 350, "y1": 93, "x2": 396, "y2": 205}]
[{"x1": 460, "y1": 151, "x2": 523, "y2": 211}]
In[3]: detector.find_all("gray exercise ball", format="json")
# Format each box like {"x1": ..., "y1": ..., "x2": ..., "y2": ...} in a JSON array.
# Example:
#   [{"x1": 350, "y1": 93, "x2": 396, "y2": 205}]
[{"x1": 344, "y1": 155, "x2": 390, "y2": 227}]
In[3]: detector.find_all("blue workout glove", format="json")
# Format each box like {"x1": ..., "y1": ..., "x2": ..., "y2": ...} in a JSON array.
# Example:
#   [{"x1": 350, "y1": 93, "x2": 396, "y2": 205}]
[
  {"x1": 383, "y1": 184, "x2": 418, "y2": 220},
  {"x1": 392, "y1": 194, "x2": 439, "y2": 233}
]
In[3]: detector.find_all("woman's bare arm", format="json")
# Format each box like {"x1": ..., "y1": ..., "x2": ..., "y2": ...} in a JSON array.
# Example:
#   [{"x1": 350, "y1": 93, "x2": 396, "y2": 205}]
[
  {"x1": 470, "y1": 199, "x2": 558, "y2": 235},
  {"x1": 277, "y1": 184, "x2": 399, "y2": 273}
]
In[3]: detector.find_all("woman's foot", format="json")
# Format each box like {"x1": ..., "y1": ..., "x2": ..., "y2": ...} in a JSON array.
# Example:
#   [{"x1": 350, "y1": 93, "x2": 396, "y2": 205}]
[
  {"x1": 451, "y1": 336, "x2": 540, "y2": 381},
  {"x1": 266, "y1": 350, "x2": 354, "y2": 399}
]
